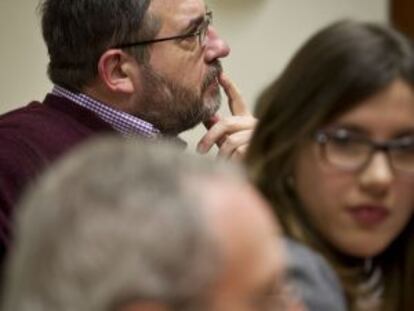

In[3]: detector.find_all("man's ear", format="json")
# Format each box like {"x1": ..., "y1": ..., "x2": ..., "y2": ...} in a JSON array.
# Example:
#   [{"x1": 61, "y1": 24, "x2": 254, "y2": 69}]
[
  {"x1": 97, "y1": 49, "x2": 139, "y2": 94},
  {"x1": 119, "y1": 301, "x2": 171, "y2": 311}
]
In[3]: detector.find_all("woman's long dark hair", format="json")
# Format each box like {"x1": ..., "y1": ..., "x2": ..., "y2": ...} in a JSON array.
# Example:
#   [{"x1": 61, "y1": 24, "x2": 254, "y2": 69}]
[{"x1": 245, "y1": 20, "x2": 414, "y2": 311}]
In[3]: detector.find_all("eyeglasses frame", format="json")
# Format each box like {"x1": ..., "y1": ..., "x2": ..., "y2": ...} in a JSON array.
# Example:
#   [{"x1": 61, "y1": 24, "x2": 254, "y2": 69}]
[
  {"x1": 113, "y1": 11, "x2": 213, "y2": 49},
  {"x1": 314, "y1": 130, "x2": 414, "y2": 173}
]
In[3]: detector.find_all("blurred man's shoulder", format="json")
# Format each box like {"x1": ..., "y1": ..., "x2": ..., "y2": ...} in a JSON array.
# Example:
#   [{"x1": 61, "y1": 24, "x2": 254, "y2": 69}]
[{"x1": 284, "y1": 238, "x2": 347, "y2": 311}]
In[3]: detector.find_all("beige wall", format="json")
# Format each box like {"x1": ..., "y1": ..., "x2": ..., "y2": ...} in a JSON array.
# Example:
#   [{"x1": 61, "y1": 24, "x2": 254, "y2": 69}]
[
  {"x1": 0, "y1": 1, "x2": 48, "y2": 111},
  {"x1": 0, "y1": 0, "x2": 388, "y2": 151}
]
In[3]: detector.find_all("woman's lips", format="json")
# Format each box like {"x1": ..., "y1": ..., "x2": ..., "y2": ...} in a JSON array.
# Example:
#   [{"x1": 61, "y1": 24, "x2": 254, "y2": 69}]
[{"x1": 347, "y1": 205, "x2": 390, "y2": 226}]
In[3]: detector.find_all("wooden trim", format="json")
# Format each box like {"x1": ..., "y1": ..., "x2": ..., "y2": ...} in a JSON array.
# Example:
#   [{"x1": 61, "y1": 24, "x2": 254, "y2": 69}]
[{"x1": 390, "y1": 0, "x2": 414, "y2": 39}]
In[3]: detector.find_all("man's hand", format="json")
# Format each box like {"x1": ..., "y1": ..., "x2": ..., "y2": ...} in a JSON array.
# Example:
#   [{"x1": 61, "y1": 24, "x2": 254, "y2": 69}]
[{"x1": 197, "y1": 73, "x2": 257, "y2": 161}]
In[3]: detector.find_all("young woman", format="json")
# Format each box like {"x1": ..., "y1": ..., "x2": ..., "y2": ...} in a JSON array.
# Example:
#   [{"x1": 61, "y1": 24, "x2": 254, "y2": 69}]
[{"x1": 245, "y1": 20, "x2": 414, "y2": 311}]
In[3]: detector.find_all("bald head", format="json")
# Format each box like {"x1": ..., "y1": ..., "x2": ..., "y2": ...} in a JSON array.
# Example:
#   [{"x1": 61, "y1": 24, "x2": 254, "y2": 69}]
[{"x1": 189, "y1": 176, "x2": 289, "y2": 311}]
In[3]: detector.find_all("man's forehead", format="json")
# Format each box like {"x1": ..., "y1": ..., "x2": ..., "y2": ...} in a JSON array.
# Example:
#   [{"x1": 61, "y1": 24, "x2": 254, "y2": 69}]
[
  {"x1": 148, "y1": 0, "x2": 207, "y2": 29},
  {"x1": 201, "y1": 179, "x2": 280, "y2": 241}
]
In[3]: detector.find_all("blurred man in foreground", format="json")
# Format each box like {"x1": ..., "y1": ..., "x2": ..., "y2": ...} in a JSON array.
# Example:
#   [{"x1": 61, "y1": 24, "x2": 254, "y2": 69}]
[{"x1": 1, "y1": 137, "x2": 300, "y2": 311}]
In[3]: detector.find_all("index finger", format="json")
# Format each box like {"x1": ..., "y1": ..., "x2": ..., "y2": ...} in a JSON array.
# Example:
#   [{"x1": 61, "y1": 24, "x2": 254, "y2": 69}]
[{"x1": 219, "y1": 73, "x2": 250, "y2": 116}]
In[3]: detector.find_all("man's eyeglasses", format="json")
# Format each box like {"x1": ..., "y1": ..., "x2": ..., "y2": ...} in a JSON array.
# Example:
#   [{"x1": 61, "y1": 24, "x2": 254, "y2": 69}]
[
  {"x1": 113, "y1": 11, "x2": 213, "y2": 49},
  {"x1": 315, "y1": 128, "x2": 414, "y2": 174}
]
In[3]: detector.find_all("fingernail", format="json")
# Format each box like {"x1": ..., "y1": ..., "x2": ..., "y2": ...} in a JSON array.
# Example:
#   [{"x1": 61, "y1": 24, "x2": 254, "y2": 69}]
[{"x1": 219, "y1": 73, "x2": 225, "y2": 83}]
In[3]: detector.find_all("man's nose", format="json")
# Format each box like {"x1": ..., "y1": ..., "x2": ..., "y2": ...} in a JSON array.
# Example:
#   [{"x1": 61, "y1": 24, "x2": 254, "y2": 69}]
[
  {"x1": 204, "y1": 27, "x2": 230, "y2": 63},
  {"x1": 359, "y1": 152, "x2": 394, "y2": 197}
]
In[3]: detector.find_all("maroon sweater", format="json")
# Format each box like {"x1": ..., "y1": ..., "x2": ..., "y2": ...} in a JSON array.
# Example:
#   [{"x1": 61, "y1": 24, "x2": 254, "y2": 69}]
[{"x1": 0, "y1": 94, "x2": 116, "y2": 265}]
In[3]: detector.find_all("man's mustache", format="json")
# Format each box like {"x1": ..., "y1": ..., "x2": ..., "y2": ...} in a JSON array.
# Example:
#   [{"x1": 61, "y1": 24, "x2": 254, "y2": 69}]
[{"x1": 202, "y1": 61, "x2": 223, "y2": 92}]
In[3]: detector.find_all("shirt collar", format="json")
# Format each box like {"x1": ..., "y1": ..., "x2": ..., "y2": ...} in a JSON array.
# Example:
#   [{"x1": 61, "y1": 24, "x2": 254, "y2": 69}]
[{"x1": 52, "y1": 85, "x2": 161, "y2": 138}]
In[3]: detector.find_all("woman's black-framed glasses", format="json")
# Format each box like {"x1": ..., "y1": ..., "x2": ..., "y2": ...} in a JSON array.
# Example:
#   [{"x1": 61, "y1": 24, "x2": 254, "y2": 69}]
[
  {"x1": 113, "y1": 11, "x2": 213, "y2": 49},
  {"x1": 314, "y1": 128, "x2": 414, "y2": 173}
]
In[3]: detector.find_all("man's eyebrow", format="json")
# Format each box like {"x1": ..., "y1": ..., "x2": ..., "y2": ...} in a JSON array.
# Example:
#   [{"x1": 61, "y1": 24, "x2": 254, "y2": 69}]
[{"x1": 180, "y1": 10, "x2": 210, "y2": 34}]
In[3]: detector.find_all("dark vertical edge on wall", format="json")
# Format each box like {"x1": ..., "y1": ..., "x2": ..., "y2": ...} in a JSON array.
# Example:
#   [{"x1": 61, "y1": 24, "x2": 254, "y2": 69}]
[{"x1": 390, "y1": 0, "x2": 414, "y2": 40}]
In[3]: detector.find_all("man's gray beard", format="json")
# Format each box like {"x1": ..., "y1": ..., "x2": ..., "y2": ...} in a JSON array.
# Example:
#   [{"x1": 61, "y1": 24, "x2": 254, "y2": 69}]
[{"x1": 135, "y1": 64, "x2": 222, "y2": 136}]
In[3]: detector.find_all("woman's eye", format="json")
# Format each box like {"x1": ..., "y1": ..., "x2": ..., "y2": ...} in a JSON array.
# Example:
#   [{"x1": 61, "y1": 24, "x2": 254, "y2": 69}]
[
  {"x1": 329, "y1": 128, "x2": 365, "y2": 144},
  {"x1": 395, "y1": 136, "x2": 414, "y2": 150},
  {"x1": 332, "y1": 134, "x2": 349, "y2": 142},
  {"x1": 330, "y1": 130, "x2": 353, "y2": 143}
]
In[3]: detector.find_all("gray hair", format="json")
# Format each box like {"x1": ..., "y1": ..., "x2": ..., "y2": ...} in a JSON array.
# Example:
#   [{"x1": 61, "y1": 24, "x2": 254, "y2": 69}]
[
  {"x1": 40, "y1": 0, "x2": 160, "y2": 91},
  {"x1": 2, "y1": 136, "x2": 244, "y2": 311}
]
